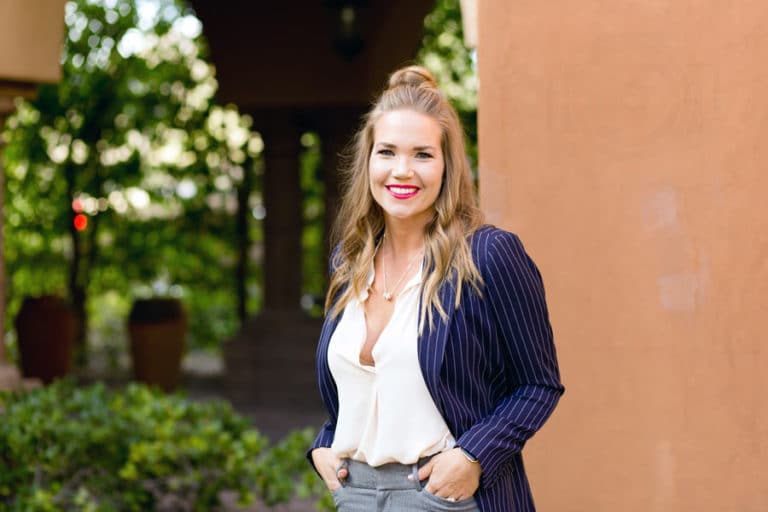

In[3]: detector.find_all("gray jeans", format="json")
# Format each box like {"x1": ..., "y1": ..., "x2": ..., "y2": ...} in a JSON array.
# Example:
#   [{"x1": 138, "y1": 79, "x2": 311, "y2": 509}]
[{"x1": 332, "y1": 458, "x2": 480, "y2": 512}]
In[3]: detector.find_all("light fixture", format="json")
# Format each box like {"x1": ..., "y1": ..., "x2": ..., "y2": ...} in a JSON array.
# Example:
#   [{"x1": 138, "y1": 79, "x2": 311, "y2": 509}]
[{"x1": 327, "y1": 1, "x2": 368, "y2": 60}]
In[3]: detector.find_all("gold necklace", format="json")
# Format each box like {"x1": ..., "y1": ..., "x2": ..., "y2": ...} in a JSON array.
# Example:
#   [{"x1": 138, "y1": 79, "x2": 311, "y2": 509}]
[{"x1": 381, "y1": 237, "x2": 423, "y2": 301}]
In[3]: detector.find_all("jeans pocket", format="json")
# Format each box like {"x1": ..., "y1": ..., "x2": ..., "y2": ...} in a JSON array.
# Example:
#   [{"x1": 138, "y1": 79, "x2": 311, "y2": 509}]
[{"x1": 420, "y1": 488, "x2": 477, "y2": 510}]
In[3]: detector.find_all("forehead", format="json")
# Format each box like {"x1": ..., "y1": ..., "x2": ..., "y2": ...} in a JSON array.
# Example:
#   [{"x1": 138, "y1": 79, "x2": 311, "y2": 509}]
[{"x1": 372, "y1": 109, "x2": 442, "y2": 146}]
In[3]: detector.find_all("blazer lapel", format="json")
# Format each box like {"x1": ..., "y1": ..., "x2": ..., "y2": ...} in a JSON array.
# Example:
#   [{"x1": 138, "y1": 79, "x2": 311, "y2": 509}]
[{"x1": 418, "y1": 277, "x2": 457, "y2": 408}]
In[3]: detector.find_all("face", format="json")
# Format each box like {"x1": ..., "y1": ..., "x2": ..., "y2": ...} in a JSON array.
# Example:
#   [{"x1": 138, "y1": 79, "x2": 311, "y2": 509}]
[{"x1": 368, "y1": 109, "x2": 444, "y2": 229}]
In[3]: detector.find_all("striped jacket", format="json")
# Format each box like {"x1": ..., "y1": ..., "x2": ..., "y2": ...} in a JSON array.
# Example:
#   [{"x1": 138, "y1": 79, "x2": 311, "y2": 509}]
[{"x1": 310, "y1": 225, "x2": 564, "y2": 511}]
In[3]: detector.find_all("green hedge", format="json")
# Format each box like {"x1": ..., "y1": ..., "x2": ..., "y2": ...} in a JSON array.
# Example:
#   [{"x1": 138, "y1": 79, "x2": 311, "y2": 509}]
[{"x1": 0, "y1": 381, "x2": 332, "y2": 511}]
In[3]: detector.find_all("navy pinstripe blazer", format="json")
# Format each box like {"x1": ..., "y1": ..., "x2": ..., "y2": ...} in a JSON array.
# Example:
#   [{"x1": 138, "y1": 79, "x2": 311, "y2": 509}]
[{"x1": 310, "y1": 225, "x2": 564, "y2": 512}]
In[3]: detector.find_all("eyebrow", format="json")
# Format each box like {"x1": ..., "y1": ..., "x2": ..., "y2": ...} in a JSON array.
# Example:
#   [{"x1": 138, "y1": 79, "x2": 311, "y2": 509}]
[{"x1": 375, "y1": 142, "x2": 437, "y2": 151}]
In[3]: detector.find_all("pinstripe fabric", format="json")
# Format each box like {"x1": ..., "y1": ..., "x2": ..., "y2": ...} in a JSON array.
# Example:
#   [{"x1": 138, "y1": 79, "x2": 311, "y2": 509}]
[{"x1": 310, "y1": 225, "x2": 564, "y2": 512}]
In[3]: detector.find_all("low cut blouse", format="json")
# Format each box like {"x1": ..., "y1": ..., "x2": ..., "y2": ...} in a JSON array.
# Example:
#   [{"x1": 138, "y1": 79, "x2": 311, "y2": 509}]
[{"x1": 327, "y1": 264, "x2": 455, "y2": 466}]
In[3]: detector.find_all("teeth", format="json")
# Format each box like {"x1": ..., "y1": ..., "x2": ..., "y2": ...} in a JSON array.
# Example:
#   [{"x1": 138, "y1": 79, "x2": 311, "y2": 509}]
[{"x1": 389, "y1": 187, "x2": 417, "y2": 194}]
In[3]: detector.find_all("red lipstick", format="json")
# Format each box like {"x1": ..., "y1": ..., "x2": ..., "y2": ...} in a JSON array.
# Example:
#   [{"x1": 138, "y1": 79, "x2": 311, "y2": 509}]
[{"x1": 386, "y1": 185, "x2": 419, "y2": 199}]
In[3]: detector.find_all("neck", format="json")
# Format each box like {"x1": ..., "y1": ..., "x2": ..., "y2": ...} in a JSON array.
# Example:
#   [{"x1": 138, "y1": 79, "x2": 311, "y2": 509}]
[{"x1": 383, "y1": 218, "x2": 427, "y2": 261}]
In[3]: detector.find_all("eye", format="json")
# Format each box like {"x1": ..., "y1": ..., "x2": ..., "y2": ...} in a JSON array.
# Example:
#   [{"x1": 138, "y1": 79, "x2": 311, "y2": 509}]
[
  {"x1": 415, "y1": 152, "x2": 433, "y2": 159},
  {"x1": 377, "y1": 148, "x2": 394, "y2": 156}
]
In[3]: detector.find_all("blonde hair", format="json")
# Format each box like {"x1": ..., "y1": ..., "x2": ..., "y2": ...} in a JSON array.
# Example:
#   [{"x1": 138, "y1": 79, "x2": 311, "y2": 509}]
[{"x1": 325, "y1": 65, "x2": 484, "y2": 331}]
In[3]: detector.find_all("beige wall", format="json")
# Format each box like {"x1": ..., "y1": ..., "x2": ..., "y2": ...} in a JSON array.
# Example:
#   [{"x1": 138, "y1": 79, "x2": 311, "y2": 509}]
[
  {"x1": 0, "y1": 0, "x2": 66, "y2": 83},
  {"x1": 478, "y1": 2, "x2": 767, "y2": 511}
]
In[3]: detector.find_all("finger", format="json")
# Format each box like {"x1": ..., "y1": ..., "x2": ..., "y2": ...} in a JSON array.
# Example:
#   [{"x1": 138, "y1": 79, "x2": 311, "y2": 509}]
[
  {"x1": 432, "y1": 485, "x2": 456, "y2": 499},
  {"x1": 424, "y1": 480, "x2": 453, "y2": 498},
  {"x1": 425, "y1": 482, "x2": 451, "y2": 497},
  {"x1": 417, "y1": 459, "x2": 435, "y2": 481},
  {"x1": 337, "y1": 467, "x2": 348, "y2": 480}
]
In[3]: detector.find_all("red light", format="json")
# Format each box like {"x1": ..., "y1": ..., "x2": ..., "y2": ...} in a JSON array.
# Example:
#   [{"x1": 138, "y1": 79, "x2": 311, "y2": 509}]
[
  {"x1": 72, "y1": 198, "x2": 83, "y2": 212},
  {"x1": 74, "y1": 214, "x2": 88, "y2": 231}
]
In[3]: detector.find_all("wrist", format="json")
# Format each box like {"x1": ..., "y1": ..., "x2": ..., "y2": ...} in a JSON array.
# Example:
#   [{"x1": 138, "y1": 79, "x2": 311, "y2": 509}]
[{"x1": 456, "y1": 446, "x2": 479, "y2": 464}]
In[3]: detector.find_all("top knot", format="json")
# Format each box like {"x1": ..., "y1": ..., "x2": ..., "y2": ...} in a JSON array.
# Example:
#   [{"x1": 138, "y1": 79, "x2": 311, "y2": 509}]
[{"x1": 387, "y1": 65, "x2": 438, "y2": 90}]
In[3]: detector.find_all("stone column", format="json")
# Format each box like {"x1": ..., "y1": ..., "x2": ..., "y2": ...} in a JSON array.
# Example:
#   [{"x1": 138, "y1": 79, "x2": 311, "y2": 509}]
[
  {"x1": 224, "y1": 110, "x2": 323, "y2": 417},
  {"x1": 317, "y1": 108, "x2": 364, "y2": 272},
  {"x1": 261, "y1": 111, "x2": 303, "y2": 309}
]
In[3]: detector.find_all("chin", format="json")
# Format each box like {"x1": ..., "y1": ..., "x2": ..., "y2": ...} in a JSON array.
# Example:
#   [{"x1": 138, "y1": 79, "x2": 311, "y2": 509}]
[{"x1": 382, "y1": 208, "x2": 432, "y2": 225}]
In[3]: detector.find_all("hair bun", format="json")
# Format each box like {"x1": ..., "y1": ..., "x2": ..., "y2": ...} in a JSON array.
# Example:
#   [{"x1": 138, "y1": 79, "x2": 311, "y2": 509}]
[{"x1": 387, "y1": 65, "x2": 438, "y2": 90}]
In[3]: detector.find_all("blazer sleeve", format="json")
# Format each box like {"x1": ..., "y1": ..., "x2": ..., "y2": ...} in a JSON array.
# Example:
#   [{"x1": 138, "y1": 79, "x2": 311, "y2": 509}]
[
  {"x1": 310, "y1": 421, "x2": 336, "y2": 451},
  {"x1": 456, "y1": 230, "x2": 564, "y2": 488},
  {"x1": 306, "y1": 326, "x2": 340, "y2": 473},
  {"x1": 306, "y1": 245, "x2": 342, "y2": 472},
  {"x1": 308, "y1": 314, "x2": 340, "y2": 458}
]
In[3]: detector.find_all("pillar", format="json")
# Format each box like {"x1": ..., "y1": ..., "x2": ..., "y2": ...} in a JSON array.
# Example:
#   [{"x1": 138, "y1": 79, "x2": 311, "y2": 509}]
[
  {"x1": 223, "y1": 110, "x2": 323, "y2": 414},
  {"x1": 317, "y1": 107, "x2": 364, "y2": 273},
  {"x1": 261, "y1": 112, "x2": 303, "y2": 310}
]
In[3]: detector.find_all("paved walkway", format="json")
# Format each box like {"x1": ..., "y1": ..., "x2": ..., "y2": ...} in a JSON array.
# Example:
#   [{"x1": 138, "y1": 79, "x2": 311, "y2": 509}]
[
  {"x1": 181, "y1": 372, "x2": 327, "y2": 442},
  {"x1": 219, "y1": 493, "x2": 320, "y2": 512}
]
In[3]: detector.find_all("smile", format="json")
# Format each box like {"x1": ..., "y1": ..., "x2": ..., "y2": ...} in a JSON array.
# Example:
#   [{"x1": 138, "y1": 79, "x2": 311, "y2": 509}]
[{"x1": 386, "y1": 185, "x2": 419, "y2": 199}]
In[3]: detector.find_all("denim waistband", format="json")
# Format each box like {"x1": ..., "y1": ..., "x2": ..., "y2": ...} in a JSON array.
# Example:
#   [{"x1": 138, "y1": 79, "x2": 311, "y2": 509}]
[{"x1": 341, "y1": 456, "x2": 433, "y2": 490}]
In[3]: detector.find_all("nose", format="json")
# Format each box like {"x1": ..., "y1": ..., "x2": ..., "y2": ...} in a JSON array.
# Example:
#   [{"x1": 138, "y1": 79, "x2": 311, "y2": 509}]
[{"x1": 392, "y1": 156, "x2": 412, "y2": 178}]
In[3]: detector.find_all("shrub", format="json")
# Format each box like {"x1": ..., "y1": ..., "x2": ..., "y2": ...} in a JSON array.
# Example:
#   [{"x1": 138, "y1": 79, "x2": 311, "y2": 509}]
[
  {"x1": 255, "y1": 428, "x2": 334, "y2": 511},
  {"x1": 0, "y1": 380, "x2": 329, "y2": 511}
]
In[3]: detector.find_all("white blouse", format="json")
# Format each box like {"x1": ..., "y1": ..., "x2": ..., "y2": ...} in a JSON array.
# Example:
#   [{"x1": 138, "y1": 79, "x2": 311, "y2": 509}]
[{"x1": 328, "y1": 264, "x2": 455, "y2": 466}]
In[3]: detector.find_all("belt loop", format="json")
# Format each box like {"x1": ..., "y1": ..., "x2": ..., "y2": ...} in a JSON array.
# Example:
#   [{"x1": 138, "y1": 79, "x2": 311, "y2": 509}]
[{"x1": 411, "y1": 463, "x2": 422, "y2": 490}]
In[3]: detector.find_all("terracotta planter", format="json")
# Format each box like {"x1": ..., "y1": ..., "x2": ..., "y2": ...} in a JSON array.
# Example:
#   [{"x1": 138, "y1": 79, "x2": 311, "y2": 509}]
[
  {"x1": 128, "y1": 298, "x2": 187, "y2": 392},
  {"x1": 14, "y1": 295, "x2": 75, "y2": 384}
]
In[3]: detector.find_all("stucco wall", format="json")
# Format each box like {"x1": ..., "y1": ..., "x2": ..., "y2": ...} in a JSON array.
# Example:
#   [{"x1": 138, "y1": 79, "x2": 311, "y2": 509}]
[
  {"x1": 0, "y1": 0, "x2": 66, "y2": 83},
  {"x1": 478, "y1": 2, "x2": 768, "y2": 510}
]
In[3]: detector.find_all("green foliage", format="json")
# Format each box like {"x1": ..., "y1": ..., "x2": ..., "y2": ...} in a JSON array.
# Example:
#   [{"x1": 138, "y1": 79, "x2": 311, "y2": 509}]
[
  {"x1": 299, "y1": 132, "x2": 325, "y2": 317},
  {"x1": 2, "y1": 0, "x2": 263, "y2": 356},
  {"x1": 417, "y1": 0, "x2": 478, "y2": 174},
  {"x1": 0, "y1": 381, "x2": 332, "y2": 511},
  {"x1": 254, "y1": 428, "x2": 333, "y2": 510}
]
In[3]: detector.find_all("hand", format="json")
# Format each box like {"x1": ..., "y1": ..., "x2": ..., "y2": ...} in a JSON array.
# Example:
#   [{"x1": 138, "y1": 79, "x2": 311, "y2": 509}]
[
  {"x1": 311, "y1": 447, "x2": 347, "y2": 492},
  {"x1": 415, "y1": 448, "x2": 482, "y2": 501}
]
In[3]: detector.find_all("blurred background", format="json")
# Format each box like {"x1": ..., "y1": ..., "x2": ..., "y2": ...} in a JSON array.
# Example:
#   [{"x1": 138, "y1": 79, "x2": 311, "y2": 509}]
[{"x1": 0, "y1": 0, "x2": 476, "y2": 383}]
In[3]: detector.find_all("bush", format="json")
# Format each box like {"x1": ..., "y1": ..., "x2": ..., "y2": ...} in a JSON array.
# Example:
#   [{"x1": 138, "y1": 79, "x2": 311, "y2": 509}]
[
  {"x1": 0, "y1": 381, "x2": 330, "y2": 511},
  {"x1": 255, "y1": 429, "x2": 334, "y2": 512}
]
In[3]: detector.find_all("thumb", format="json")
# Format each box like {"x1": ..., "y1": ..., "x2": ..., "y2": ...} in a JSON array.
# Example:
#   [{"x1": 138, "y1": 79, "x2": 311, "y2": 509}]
[{"x1": 416, "y1": 459, "x2": 435, "y2": 481}]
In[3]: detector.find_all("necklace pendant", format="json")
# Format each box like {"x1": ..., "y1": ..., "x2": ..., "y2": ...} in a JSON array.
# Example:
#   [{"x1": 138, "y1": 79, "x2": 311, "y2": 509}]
[{"x1": 383, "y1": 291, "x2": 393, "y2": 301}]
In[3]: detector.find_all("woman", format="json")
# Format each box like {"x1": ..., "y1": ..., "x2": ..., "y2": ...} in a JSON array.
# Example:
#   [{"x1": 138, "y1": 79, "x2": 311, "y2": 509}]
[{"x1": 309, "y1": 65, "x2": 564, "y2": 512}]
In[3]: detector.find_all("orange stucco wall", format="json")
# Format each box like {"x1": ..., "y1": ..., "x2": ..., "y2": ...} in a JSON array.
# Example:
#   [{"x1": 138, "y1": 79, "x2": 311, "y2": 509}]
[{"x1": 478, "y1": 2, "x2": 768, "y2": 510}]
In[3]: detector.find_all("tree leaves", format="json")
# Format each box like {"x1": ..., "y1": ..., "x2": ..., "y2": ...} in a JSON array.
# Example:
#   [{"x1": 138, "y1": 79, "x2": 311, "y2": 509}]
[{"x1": 2, "y1": 0, "x2": 261, "y2": 355}]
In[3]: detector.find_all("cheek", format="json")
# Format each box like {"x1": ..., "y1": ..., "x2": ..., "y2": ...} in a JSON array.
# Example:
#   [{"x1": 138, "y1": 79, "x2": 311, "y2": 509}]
[{"x1": 370, "y1": 161, "x2": 392, "y2": 191}]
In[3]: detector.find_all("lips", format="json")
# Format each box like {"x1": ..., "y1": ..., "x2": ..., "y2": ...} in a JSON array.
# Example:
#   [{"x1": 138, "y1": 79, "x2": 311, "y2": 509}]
[{"x1": 386, "y1": 185, "x2": 419, "y2": 199}]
